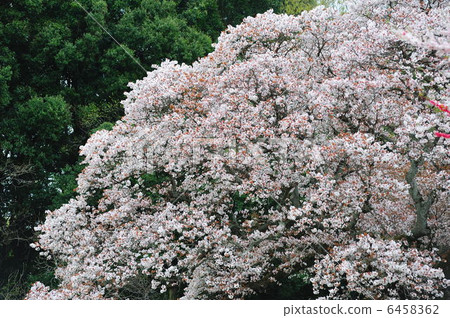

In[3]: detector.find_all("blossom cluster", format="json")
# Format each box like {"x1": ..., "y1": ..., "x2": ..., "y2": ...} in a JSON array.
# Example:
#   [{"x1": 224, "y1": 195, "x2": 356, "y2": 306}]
[
  {"x1": 311, "y1": 235, "x2": 448, "y2": 299},
  {"x1": 27, "y1": 0, "x2": 449, "y2": 300}
]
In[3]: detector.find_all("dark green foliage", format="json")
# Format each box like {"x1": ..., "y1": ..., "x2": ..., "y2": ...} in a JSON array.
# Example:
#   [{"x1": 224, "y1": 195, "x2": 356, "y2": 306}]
[
  {"x1": 7, "y1": 96, "x2": 72, "y2": 168},
  {"x1": 48, "y1": 163, "x2": 85, "y2": 211},
  {"x1": 179, "y1": 0, "x2": 224, "y2": 39},
  {"x1": 0, "y1": 257, "x2": 59, "y2": 300},
  {"x1": 90, "y1": 121, "x2": 114, "y2": 134},
  {"x1": 249, "y1": 272, "x2": 315, "y2": 300},
  {"x1": 138, "y1": 172, "x2": 171, "y2": 203},
  {"x1": 217, "y1": 0, "x2": 283, "y2": 26}
]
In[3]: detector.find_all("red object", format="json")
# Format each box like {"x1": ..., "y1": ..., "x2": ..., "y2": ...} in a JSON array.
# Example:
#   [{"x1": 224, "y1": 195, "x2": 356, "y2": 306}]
[
  {"x1": 430, "y1": 100, "x2": 450, "y2": 114},
  {"x1": 435, "y1": 132, "x2": 450, "y2": 139}
]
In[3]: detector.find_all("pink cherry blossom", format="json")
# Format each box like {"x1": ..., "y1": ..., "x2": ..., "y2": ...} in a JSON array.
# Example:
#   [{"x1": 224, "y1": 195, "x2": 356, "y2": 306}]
[{"x1": 27, "y1": 0, "x2": 449, "y2": 300}]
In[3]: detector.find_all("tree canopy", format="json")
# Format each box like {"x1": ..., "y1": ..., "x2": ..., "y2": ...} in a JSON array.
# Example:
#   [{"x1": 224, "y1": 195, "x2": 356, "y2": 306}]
[{"x1": 27, "y1": 0, "x2": 449, "y2": 300}]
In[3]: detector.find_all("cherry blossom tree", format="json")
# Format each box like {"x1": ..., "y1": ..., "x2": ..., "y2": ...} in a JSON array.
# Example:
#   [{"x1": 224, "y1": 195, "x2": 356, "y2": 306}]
[{"x1": 27, "y1": 0, "x2": 449, "y2": 300}]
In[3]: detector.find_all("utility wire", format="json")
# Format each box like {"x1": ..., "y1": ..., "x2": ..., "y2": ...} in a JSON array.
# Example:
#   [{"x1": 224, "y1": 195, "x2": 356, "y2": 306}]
[{"x1": 72, "y1": 0, "x2": 148, "y2": 74}]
